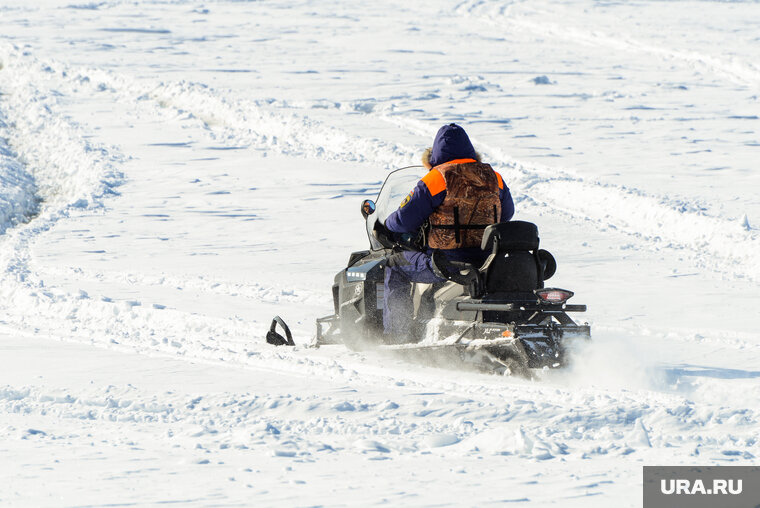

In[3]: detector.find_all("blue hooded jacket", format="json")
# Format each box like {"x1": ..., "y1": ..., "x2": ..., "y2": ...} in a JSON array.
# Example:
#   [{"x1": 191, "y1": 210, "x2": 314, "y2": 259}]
[{"x1": 385, "y1": 124, "x2": 514, "y2": 263}]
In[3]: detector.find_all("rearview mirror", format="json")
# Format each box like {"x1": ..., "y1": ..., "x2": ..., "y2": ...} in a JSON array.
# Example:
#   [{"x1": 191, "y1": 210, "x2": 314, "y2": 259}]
[{"x1": 361, "y1": 199, "x2": 376, "y2": 218}]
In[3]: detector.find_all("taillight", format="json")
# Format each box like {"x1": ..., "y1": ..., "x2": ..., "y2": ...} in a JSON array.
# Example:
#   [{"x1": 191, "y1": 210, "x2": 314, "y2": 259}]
[{"x1": 535, "y1": 288, "x2": 574, "y2": 304}]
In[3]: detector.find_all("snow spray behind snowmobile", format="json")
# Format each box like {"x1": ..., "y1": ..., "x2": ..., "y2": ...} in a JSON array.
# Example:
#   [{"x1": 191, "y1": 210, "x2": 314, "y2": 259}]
[{"x1": 276, "y1": 166, "x2": 590, "y2": 376}]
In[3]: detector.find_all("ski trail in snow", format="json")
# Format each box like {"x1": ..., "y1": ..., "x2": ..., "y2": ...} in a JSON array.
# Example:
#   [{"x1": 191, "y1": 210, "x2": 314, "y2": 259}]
[
  {"x1": 2, "y1": 328, "x2": 759, "y2": 469},
  {"x1": 62, "y1": 68, "x2": 417, "y2": 170},
  {"x1": 487, "y1": 149, "x2": 760, "y2": 282},
  {"x1": 378, "y1": 114, "x2": 760, "y2": 282},
  {"x1": 0, "y1": 45, "x2": 124, "y2": 292},
  {"x1": 0, "y1": 48, "x2": 349, "y2": 388},
  {"x1": 43, "y1": 266, "x2": 323, "y2": 307},
  {"x1": 453, "y1": 0, "x2": 760, "y2": 89},
  {"x1": 97, "y1": 66, "x2": 760, "y2": 282},
  {"x1": 5, "y1": 43, "x2": 756, "y2": 286},
  {"x1": 0, "y1": 44, "x2": 331, "y2": 359}
]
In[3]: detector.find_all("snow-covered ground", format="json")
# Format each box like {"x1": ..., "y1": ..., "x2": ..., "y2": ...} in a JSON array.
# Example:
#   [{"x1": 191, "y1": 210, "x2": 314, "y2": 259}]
[{"x1": 1, "y1": 0, "x2": 758, "y2": 505}]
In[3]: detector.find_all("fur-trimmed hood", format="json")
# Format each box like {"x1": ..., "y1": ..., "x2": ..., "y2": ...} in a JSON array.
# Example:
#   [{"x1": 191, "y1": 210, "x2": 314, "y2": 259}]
[
  {"x1": 422, "y1": 147, "x2": 482, "y2": 169},
  {"x1": 421, "y1": 123, "x2": 480, "y2": 169}
]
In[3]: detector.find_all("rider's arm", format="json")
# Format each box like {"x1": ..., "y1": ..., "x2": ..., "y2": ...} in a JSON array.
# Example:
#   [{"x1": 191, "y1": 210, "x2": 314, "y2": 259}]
[
  {"x1": 385, "y1": 173, "x2": 446, "y2": 233},
  {"x1": 495, "y1": 171, "x2": 515, "y2": 222},
  {"x1": 500, "y1": 185, "x2": 514, "y2": 222}
]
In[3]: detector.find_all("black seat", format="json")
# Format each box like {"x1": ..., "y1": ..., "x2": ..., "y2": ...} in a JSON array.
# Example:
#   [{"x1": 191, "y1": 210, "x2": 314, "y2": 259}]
[
  {"x1": 430, "y1": 221, "x2": 556, "y2": 298},
  {"x1": 480, "y1": 221, "x2": 543, "y2": 294},
  {"x1": 481, "y1": 221, "x2": 539, "y2": 252}
]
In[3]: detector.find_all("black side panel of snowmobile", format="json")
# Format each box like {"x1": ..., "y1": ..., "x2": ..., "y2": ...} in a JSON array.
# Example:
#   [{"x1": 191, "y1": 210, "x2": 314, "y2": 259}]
[
  {"x1": 338, "y1": 256, "x2": 386, "y2": 345},
  {"x1": 331, "y1": 284, "x2": 340, "y2": 316}
]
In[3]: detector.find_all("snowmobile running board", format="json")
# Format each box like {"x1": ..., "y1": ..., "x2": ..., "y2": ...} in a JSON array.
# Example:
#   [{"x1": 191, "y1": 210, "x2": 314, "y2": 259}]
[{"x1": 315, "y1": 313, "x2": 590, "y2": 347}]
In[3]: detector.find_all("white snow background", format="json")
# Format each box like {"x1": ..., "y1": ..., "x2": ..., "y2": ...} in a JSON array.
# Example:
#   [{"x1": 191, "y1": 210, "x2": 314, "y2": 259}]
[{"x1": 1, "y1": 0, "x2": 759, "y2": 506}]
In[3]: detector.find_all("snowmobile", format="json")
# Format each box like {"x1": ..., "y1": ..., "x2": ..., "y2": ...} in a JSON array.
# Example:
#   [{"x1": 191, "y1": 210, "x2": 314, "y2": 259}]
[{"x1": 272, "y1": 166, "x2": 590, "y2": 376}]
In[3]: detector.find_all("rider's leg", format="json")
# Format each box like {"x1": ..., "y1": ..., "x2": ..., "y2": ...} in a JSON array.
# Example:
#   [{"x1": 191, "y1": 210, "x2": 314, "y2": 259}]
[{"x1": 383, "y1": 251, "x2": 443, "y2": 338}]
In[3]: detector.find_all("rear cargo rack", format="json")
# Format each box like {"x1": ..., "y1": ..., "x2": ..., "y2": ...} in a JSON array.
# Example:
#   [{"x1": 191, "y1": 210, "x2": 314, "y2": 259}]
[{"x1": 456, "y1": 302, "x2": 587, "y2": 312}]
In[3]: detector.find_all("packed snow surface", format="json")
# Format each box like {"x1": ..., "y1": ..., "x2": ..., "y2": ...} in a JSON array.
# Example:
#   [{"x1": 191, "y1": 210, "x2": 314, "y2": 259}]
[{"x1": 1, "y1": 0, "x2": 759, "y2": 505}]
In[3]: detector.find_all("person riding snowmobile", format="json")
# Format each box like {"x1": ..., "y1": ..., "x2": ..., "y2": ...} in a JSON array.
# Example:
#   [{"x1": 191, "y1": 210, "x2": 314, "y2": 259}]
[{"x1": 378, "y1": 123, "x2": 514, "y2": 339}]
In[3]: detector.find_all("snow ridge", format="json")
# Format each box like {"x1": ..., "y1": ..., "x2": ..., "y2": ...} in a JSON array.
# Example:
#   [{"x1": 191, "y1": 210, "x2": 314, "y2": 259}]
[
  {"x1": 60, "y1": 65, "x2": 417, "y2": 170},
  {"x1": 0, "y1": 43, "x2": 123, "y2": 227},
  {"x1": 0, "y1": 44, "x2": 123, "y2": 319},
  {"x1": 491, "y1": 148, "x2": 760, "y2": 282},
  {"x1": 90, "y1": 61, "x2": 760, "y2": 281},
  {"x1": 0, "y1": 130, "x2": 39, "y2": 235},
  {"x1": 380, "y1": 114, "x2": 760, "y2": 282}
]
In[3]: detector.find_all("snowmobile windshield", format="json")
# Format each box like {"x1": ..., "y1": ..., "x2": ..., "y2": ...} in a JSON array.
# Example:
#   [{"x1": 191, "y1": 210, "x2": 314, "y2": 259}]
[{"x1": 366, "y1": 166, "x2": 426, "y2": 250}]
